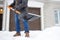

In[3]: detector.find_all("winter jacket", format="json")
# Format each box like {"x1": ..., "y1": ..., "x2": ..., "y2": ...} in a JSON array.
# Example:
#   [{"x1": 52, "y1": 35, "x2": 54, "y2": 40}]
[{"x1": 10, "y1": 0, "x2": 31, "y2": 20}]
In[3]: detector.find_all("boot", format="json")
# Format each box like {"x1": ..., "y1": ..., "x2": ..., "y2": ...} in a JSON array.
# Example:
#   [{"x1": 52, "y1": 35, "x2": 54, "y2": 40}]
[
  {"x1": 25, "y1": 32, "x2": 30, "y2": 37},
  {"x1": 14, "y1": 32, "x2": 21, "y2": 37}
]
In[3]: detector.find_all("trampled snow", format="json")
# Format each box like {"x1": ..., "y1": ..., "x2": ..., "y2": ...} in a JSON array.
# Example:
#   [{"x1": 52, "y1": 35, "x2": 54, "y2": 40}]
[{"x1": 0, "y1": 26, "x2": 60, "y2": 40}]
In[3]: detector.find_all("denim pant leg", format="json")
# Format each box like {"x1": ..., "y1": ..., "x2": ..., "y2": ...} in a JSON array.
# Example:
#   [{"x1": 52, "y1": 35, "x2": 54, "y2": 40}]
[
  {"x1": 14, "y1": 14, "x2": 20, "y2": 33},
  {"x1": 23, "y1": 19, "x2": 29, "y2": 33}
]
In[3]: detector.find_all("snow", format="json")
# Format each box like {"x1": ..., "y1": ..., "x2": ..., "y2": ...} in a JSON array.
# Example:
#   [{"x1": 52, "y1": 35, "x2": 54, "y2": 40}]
[{"x1": 0, "y1": 26, "x2": 60, "y2": 40}]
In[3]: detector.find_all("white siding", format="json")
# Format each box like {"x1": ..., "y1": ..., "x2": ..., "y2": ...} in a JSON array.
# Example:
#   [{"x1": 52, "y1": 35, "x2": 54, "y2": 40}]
[{"x1": 44, "y1": 2, "x2": 60, "y2": 29}]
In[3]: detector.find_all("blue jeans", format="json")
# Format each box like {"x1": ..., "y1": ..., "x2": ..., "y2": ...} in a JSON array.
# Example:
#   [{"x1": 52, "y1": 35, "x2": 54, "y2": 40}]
[{"x1": 14, "y1": 14, "x2": 29, "y2": 33}]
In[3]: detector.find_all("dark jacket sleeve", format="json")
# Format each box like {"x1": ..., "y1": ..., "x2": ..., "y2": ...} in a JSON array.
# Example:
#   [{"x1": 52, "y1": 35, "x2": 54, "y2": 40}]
[
  {"x1": 9, "y1": 0, "x2": 15, "y2": 7},
  {"x1": 15, "y1": 0, "x2": 28, "y2": 10}
]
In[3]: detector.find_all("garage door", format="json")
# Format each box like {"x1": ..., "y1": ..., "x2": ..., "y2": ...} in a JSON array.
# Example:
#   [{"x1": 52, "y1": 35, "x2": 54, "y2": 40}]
[{"x1": 9, "y1": 7, "x2": 41, "y2": 31}]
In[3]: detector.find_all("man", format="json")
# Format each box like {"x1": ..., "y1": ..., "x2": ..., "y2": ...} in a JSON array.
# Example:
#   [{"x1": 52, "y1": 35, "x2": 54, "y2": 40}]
[{"x1": 8, "y1": 0, "x2": 29, "y2": 37}]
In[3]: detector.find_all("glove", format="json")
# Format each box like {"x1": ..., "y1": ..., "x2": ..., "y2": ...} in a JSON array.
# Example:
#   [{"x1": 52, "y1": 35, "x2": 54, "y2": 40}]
[{"x1": 7, "y1": 6, "x2": 12, "y2": 10}]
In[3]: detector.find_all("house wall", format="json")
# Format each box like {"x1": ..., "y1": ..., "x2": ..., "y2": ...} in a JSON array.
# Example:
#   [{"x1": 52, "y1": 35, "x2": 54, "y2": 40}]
[
  {"x1": 3, "y1": 0, "x2": 60, "y2": 30},
  {"x1": 44, "y1": 2, "x2": 60, "y2": 29}
]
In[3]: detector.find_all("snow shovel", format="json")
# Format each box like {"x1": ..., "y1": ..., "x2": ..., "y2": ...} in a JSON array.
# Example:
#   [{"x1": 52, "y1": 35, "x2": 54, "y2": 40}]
[{"x1": 10, "y1": 8, "x2": 41, "y2": 21}]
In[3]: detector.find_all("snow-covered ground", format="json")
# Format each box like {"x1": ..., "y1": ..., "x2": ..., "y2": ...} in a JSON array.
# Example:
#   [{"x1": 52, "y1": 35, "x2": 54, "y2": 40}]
[{"x1": 0, "y1": 26, "x2": 60, "y2": 40}]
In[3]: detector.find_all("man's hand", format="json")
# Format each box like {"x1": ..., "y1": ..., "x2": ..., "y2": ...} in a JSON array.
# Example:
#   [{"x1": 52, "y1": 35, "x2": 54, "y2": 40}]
[
  {"x1": 15, "y1": 10, "x2": 21, "y2": 14},
  {"x1": 7, "y1": 6, "x2": 12, "y2": 10}
]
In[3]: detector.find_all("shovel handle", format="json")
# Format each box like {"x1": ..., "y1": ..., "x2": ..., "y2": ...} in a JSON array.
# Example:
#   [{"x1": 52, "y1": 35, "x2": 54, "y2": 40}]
[{"x1": 8, "y1": 6, "x2": 21, "y2": 14}]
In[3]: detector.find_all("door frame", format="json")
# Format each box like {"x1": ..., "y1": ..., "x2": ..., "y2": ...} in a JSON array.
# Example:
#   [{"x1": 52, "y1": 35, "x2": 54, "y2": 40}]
[{"x1": 2, "y1": 0, "x2": 44, "y2": 31}]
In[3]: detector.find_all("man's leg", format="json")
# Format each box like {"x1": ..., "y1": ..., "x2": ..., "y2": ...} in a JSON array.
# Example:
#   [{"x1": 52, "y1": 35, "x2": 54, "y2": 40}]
[
  {"x1": 23, "y1": 19, "x2": 30, "y2": 37},
  {"x1": 14, "y1": 14, "x2": 21, "y2": 36}
]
